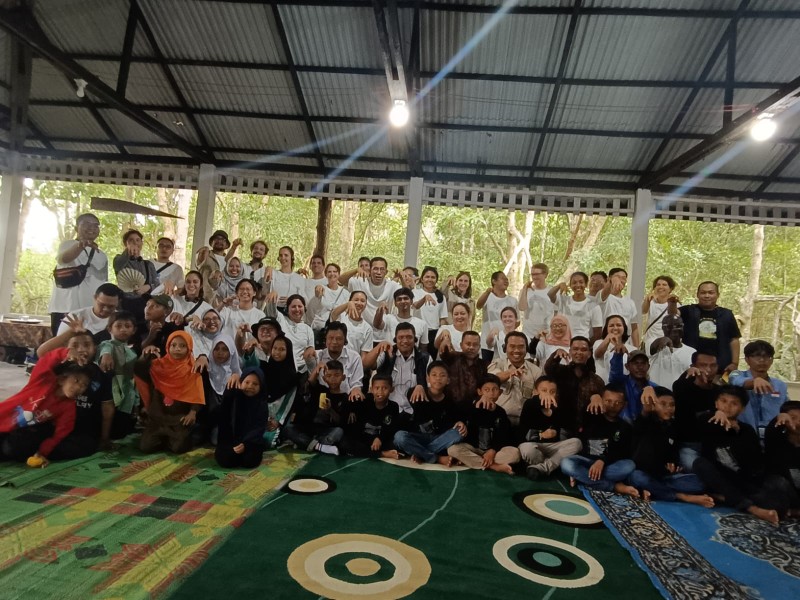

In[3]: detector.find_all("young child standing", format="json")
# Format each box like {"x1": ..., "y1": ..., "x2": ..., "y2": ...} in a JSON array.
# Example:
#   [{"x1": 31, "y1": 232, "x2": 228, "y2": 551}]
[
  {"x1": 693, "y1": 386, "x2": 792, "y2": 524},
  {"x1": 97, "y1": 310, "x2": 139, "y2": 436},
  {"x1": 560, "y1": 383, "x2": 638, "y2": 496},
  {"x1": 341, "y1": 374, "x2": 401, "y2": 458},
  {"x1": 135, "y1": 331, "x2": 205, "y2": 454},
  {"x1": 283, "y1": 359, "x2": 347, "y2": 455},
  {"x1": 0, "y1": 362, "x2": 92, "y2": 467},
  {"x1": 628, "y1": 387, "x2": 713, "y2": 506},
  {"x1": 394, "y1": 361, "x2": 466, "y2": 465},
  {"x1": 448, "y1": 374, "x2": 520, "y2": 475},
  {"x1": 197, "y1": 333, "x2": 241, "y2": 445},
  {"x1": 215, "y1": 367, "x2": 269, "y2": 469},
  {"x1": 517, "y1": 376, "x2": 582, "y2": 480}
]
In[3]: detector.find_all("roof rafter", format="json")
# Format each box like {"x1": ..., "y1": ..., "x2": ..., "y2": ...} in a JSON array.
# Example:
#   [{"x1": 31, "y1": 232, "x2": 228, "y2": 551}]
[
  {"x1": 116, "y1": 0, "x2": 138, "y2": 96},
  {"x1": 0, "y1": 4, "x2": 212, "y2": 162},
  {"x1": 754, "y1": 146, "x2": 800, "y2": 194}
]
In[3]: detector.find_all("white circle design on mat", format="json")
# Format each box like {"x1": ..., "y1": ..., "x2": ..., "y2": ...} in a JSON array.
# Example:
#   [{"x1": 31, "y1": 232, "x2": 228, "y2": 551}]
[
  {"x1": 523, "y1": 493, "x2": 602, "y2": 526},
  {"x1": 287, "y1": 533, "x2": 431, "y2": 599},
  {"x1": 287, "y1": 478, "x2": 330, "y2": 494},
  {"x1": 493, "y1": 535, "x2": 604, "y2": 588}
]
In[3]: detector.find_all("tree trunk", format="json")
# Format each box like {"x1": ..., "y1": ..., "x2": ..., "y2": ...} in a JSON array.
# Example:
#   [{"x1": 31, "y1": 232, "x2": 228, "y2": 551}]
[
  {"x1": 739, "y1": 224, "x2": 765, "y2": 342},
  {"x1": 563, "y1": 213, "x2": 584, "y2": 261},
  {"x1": 558, "y1": 215, "x2": 607, "y2": 282},
  {"x1": 14, "y1": 190, "x2": 32, "y2": 275},
  {"x1": 314, "y1": 198, "x2": 332, "y2": 259},
  {"x1": 156, "y1": 188, "x2": 177, "y2": 242},
  {"x1": 173, "y1": 189, "x2": 192, "y2": 270},
  {"x1": 339, "y1": 201, "x2": 359, "y2": 265}
]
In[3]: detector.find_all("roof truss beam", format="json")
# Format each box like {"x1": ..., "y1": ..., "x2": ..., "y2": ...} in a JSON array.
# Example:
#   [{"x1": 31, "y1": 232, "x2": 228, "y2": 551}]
[
  {"x1": 722, "y1": 18, "x2": 738, "y2": 127},
  {"x1": 8, "y1": 38, "x2": 33, "y2": 151},
  {"x1": 0, "y1": 5, "x2": 212, "y2": 162},
  {"x1": 116, "y1": 0, "x2": 138, "y2": 96}
]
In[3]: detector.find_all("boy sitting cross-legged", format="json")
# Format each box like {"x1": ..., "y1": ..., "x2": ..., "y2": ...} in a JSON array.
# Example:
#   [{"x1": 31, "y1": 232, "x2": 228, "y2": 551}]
[
  {"x1": 628, "y1": 387, "x2": 713, "y2": 506},
  {"x1": 340, "y1": 374, "x2": 401, "y2": 459},
  {"x1": 560, "y1": 382, "x2": 638, "y2": 497},
  {"x1": 393, "y1": 361, "x2": 466, "y2": 466},
  {"x1": 447, "y1": 374, "x2": 521, "y2": 475}
]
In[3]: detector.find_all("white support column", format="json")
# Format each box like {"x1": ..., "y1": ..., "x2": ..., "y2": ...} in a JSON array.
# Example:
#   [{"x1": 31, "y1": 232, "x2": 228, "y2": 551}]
[
  {"x1": 0, "y1": 152, "x2": 24, "y2": 315},
  {"x1": 403, "y1": 177, "x2": 424, "y2": 267},
  {"x1": 191, "y1": 163, "x2": 216, "y2": 266},
  {"x1": 628, "y1": 188, "x2": 654, "y2": 321}
]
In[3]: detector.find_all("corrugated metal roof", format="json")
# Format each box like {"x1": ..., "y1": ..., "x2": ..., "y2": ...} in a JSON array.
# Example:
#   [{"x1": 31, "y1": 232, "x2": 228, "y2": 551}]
[
  {"x1": 279, "y1": 5, "x2": 383, "y2": 69},
  {"x1": 691, "y1": 141, "x2": 797, "y2": 178},
  {"x1": 421, "y1": 11, "x2": 568, "y2": 77},
  {"x1": 219, "y1": 154, "x2": 318, "y2": 168},
  {"x1": 27, "y1": 105, "x2": 108, "y2": 139},
  {"x1": 418, "y1": 78, "x2": 553, "y2": 127},
  {"x1": 299, "y1": 73, "x2": 388, "y2": 120},
  {"x1": 97, "y1": 109, "x2": 199, "y2": 146},
  {"x1": 118, "y1": 63, "x2": 179, "y2": 106},
  {"x1": 538, "y1": 134, "x2": 662, "y2": 171},
  {"x1": 125, "y1": 146, "x2": 191, "y2": 158},
  {"x1": 173, "y1": 66, "x2": 301, "y2": 114},
  {"x1": 0, "y1": 30, "x2": 9, "y2": 87},
  {"x1": 136, "y1": 0, "x2": 285, "y2": 63},
  {"x1": 51, "y1": 142, "x2": 121, "y2": 154},
  {"x1": 311, "y1": 121, "x2": 407, "y2": 161},
  {"x1": 34, "y1": 0, "x2": 130, "y2": 54},
  {"x1": 654, "y1": 138, "x2": 701, "y2": 169},
  {"x1": 196, "y1": 115, "x2": 311, "y2": 151},
  {"x1": 75, "y1": 61, "x2": 120, "y2": 92},
  {"x1": 678, "y1": 88, "x2": 726, "y2": 135},
  {"x1": 422, "y1": 129, "x2": 535, "y2": 165},
  {"x1": 29, "y1": 59, "x2": 79, "y2": 101},
  {"x1": 725, "y1": 17, "x2": 800, "y2": 82}
]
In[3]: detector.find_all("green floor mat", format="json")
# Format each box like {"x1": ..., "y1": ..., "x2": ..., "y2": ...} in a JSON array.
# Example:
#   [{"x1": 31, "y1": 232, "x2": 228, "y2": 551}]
[
  {"x1": 0, "y1": 439, "x2": 308, "y2": 600},
  {"x1": 173, "y1": 457, "x2": 661, "y2": 599}
]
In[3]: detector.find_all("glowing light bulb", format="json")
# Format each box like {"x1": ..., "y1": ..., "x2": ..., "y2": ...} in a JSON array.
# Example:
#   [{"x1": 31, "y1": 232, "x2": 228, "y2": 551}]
[
  {"x1": 389, "y1": 101, "x2": 410, "y2": 127},
  {"x1": 750, "y1": 118, "x2": 777, "y2": 142}
]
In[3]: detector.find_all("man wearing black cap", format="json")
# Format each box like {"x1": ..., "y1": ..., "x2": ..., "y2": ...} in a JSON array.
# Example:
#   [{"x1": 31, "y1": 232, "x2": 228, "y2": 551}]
[
  {"x1": 609, "y1": 349, "x2": 657, "y2": 423},
  {"x1": 138, "y1": 294, "x2": 181, "y2": 355},
  {"x1": 208, "y1": 230, "x2": 231, "y2": 271},
  {"x1": 241, "y1": 317, "x2": 283, "y2": 365}
]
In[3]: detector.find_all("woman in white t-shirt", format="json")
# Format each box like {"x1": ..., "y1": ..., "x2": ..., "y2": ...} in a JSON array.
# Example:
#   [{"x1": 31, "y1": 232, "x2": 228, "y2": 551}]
[
  {"x1": 263, "y1": 246, "x2": 305, "y2": 313},
  {"x1": 331, "y1": 290, "x2": 374, "y2": 357},
  {"x1": 274, "y1": 294, "x2": 316, "y2": 373},
  {"x1": 172, "y1": 270, "x2": 213, "y2": 326},
  {"x1": 550, "y1": 271, "x2": 603, "y2": 340},
  {"x1": 641, "y1": 275, "x2": 679, "y2": 356},
  {"x1": 486, "y1": 306, "x2": 521, "y2": 361},
  {"x1": 48, "y1": 213, "x2": 109, "y2": 334},
  {"x1": 443, "y1": 271, "x2": 475, "y2": 327},
  {"x1": 306, "y1": 262, "x2": 349, "y2": 335},
  {"x1": 435, "y1": 302, "x2": 472, "y2": 354},
  {"x1": 412, "y1": 266, "x2": 448, "y2": 356},
  {"x1": 219, "y1": 279, "x2": 266, "y2": 341},
  {"x1": 593, "y1": 314, "x2": 637, "y2": 383},
  {"x1": 476, "y1": 271, "x2": 518, "y2": 362}
]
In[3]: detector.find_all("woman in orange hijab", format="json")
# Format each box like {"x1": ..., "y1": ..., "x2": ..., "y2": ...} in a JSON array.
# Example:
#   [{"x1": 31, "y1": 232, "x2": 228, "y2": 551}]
[{"x1": 134, "y1": 331, "x2": 205, "y2": 454}]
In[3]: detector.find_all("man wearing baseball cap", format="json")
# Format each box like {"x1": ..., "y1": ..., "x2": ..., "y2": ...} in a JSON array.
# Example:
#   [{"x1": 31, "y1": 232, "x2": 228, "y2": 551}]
[
  {"x1": 138, "y1": 294, "x2": 181, "y2": 355},
  {"x1": 240, "y1": 317, "x2": 283, "y2": 364},
  {"x1": 609, "y1": 349, "x2": 658, "y2": 422}
]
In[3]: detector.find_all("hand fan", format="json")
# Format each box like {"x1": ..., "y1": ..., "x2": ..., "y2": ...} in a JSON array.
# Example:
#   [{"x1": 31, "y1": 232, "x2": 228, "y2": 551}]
[{"x1": 116, "y1": 268, "x2": 146, "y2": 293}]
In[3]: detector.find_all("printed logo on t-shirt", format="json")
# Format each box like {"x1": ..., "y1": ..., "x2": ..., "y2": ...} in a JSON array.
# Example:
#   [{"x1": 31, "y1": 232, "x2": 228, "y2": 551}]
[
  {"x1": 698, "y1": 317, "x2": 718, "y2": 340},
  {"x1": 383, "y1": 415, "x2": 393, "y2": 425},
  {"x1": 588, "y1": 438, "x2": 608, "y2": 456},
  {"x1": 364, "y1": 423, "x2": 381, "y2": 437},
  {"x1": 715, "y1": 446, "x2": 740, "y2": 472}
]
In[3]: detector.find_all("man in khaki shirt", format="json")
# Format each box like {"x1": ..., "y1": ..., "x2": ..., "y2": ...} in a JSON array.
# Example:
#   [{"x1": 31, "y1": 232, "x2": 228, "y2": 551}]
[{"x1": 488, "y1": 332, "x2": 541, "y2": 427}]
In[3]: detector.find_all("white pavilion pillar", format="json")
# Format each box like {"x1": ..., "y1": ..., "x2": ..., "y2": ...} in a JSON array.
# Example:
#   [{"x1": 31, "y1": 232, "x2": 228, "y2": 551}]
[
  {"x1": 191, "y1": 163, "x2": 217, "y2": 266},
  {"x1": 403, "y1": 176, "x2": 424, "y2": 268},
  {"x1": 0, "y1": 152, "x2": 24, "y2": 315},
  {"x1": 628, "y1": 188, "x2": 654, "y2": 321}
]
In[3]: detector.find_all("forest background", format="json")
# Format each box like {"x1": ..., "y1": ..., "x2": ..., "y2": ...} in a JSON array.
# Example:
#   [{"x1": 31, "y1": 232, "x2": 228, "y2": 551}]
[{"x1": 8, "y1": 178, "x2": 800, "y2": 380}]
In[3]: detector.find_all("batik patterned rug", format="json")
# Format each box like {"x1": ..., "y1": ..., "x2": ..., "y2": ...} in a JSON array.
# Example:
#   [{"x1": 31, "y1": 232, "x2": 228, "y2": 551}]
[{"x1": 0, "y1": 441, "x2": 307, "y2": 600}]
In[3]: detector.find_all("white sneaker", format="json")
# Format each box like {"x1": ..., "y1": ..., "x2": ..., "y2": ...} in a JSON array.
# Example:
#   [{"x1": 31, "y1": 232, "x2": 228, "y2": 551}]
[{"x1": 315, "y1": 443, "x2": 339, "y2": 456}]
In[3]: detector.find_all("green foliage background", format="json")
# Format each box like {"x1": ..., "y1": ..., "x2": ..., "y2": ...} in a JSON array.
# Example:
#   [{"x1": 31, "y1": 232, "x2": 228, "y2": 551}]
[{"x1": 9, "y1": 179, "x2": 800, "y2": 378}]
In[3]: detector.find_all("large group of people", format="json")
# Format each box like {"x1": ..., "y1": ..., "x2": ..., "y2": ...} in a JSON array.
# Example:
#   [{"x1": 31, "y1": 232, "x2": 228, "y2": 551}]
[{"x1": 1, "y1": 214, "x2": 798, "y2": 526}]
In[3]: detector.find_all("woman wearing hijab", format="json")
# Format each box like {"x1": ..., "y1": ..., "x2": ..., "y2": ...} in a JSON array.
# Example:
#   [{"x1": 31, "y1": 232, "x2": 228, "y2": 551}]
[
  {"x1": 535, "y1": 314, "x2": 573, "y2": 366},
  {"x1": 261, "y1": 335, "x2": 299, "y2": 448},
  {"x1": 215, "y1": 367, "x2": 269, "y2": 469},
  {"x1": 135, "y1": 331, "x2": 205, "y2": 454},
  {"x1": 196, "y1": 332, "x2": 241, "y2": 445}
]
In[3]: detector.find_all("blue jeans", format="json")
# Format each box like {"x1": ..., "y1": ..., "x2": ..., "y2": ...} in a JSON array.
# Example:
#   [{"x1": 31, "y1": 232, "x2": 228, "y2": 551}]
[
  {"x1": 560, "y1": 455, "x2": 636, "y2": 492},
  {"x1": 628, "y1": 470, "x2": 705, "y2": 501},
  {"x1": 393, "y1": 429, "x2": 463, "y2": 463},
  {"x1": 678, "y1": 443, "x2": 701, "y2": 472}
]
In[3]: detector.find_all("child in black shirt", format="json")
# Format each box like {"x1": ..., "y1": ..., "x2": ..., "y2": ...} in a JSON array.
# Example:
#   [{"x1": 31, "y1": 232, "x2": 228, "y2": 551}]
[
  {"x1": 448, "y1": 374, "x2": 520, "y2": 475},
  {"x1": 517, "y1": 376, "x2": 582, "y2": 480},
  {"x1": 763, "y1": 400, "x2": 800, "y2": 518},
  {"x1": 693, "y1": 386, "x2": 792, "y2": 524},
  {"x1": 341, "y1": 374, "x2": 401, "y2": 459},
  {"x1": 628, "y1": 387, "x2": 713, "y2": 506},
  {"x1": 560, "y1": 382, "x2": 638, "y2": 496}
]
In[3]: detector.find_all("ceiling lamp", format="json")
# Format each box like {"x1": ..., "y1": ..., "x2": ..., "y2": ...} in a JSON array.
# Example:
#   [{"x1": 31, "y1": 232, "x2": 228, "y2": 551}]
[
  {"x1": 389, "y1": 100, "x2": 410, "y2": 128},
  {"x1": 750, "y1": 116, "x2": 777, "y2": 142}
]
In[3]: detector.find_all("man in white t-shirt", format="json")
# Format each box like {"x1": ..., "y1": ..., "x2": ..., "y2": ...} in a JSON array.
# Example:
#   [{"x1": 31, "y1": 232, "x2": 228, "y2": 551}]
[
  {"x1": 344, "y1": 256, "x2": 400, "y2": 343},
  {"x1": 53, "y1": 283, "x2": 122, "y2": 343},
  {"x1": 648, "y1": 312, "x2": 695, "y2": 390},
  {"x1": 151, "y1": 237, "x2": 185, "y2": 294},
  {"x1": 374, "y1": 287, "x2": 428, "y2": 349},
  {"x1": 518, "y1": 262, "x2": 554, "y2": 339},
  {"x1": 241, "y1": 240, "x2": 269, "y2": 281},
  {"x1": 304, "y1": 254, "x2": 328, "y2": 301},
  {"x1": 597, "y1": 267, "x2": 640, "y2": 347}
]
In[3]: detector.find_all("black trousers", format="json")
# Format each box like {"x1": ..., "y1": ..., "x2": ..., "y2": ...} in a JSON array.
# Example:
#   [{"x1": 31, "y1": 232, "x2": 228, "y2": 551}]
[
  {"x1": 0, "y1": 424, "x2": 98, "y2": 461},
  {"x1": 215, "y1": 443, "x2": 264, "y2": 468}
]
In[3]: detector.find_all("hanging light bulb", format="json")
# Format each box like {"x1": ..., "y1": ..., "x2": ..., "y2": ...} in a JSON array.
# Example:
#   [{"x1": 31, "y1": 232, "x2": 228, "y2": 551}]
[
  {"x1": 750, "y1": 117, "x2": 777, "y2": 142},
  {"x1": 389, "y1": 100, "x2": 410, "y2": 128}
]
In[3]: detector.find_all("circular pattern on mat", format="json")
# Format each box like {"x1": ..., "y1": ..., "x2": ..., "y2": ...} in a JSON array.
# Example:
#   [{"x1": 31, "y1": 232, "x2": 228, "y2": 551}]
[
  {"x1": 287, "y1": 533, "x2": 431, "y2": 599},
  {"x1": 283, "y1": 476, "x2": 336, "y2": 495},
  {"x1": 493, "y1": 535, "x2": 604, "y2": 588},
  {"x1": 378, "y1": 457, "x2": 469, "y2": 472},
  {"x1": 513, "y1": 492, "x2": 603, "y2": 528}
]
